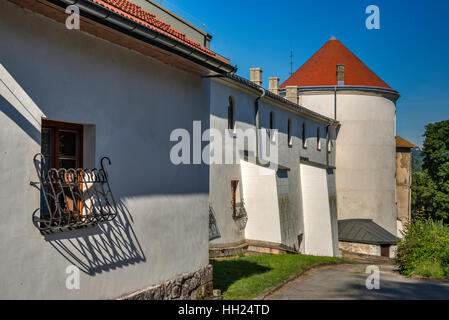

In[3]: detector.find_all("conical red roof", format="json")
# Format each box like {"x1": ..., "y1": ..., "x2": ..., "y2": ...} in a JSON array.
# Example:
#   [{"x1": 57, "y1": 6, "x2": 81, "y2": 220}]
[{"x1": 280, "y1": 38, "x2": 391, "y2": 89}]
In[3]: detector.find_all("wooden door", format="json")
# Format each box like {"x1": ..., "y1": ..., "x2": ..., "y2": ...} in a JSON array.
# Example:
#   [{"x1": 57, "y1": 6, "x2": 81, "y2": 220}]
[{"x1": 381, "y1": 245, "x2": 390, "y2": 257}]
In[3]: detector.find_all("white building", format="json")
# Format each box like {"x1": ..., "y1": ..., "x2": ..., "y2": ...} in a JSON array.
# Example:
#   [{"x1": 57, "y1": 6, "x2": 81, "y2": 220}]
[
  {"x1": 209, "y1": 72, "x2": 340, "y2": 258},
  {"x1": 0, "y1": 0, "x2": 402, "y2": 300},
  {"x1": 209, "y1": 38, "x2": 401, "y2": 259},
  {"x1": 280, "y1": 37, "x2": 401, "y2": 257},
  {"x1": 0, "y1": 0, "x2": 233, "y2": 299}
]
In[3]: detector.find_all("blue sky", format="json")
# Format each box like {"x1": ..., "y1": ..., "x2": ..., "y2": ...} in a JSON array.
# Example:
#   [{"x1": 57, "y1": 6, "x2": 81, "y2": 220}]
[{"x1": 162, "y1": 0, "x2": 449, "y2": 147}]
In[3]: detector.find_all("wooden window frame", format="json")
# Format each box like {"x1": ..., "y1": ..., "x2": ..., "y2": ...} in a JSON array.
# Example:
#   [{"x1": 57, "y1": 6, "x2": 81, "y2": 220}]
[{"x1": 42, "y1": 119, "x2": 83, "y2": 170}]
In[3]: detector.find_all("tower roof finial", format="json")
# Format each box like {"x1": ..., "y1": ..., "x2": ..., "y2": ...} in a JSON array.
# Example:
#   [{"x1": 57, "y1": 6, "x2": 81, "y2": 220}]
[{"x1": 330, "y1": 35, "x2": 337, "y2": 40}]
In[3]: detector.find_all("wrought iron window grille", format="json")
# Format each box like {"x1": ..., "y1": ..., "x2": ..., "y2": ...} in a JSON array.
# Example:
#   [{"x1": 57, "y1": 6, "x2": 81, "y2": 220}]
[{"x1": 31, "y1": 153, "x2": 118, "y2": 235}]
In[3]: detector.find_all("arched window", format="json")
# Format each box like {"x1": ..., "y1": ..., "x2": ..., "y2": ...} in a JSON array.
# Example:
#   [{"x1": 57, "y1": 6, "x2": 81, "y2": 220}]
[
  {"x1": 288, "y1": 118, "x2": 292, "y2": 146},
  {"x1": 302, "y1": 122, "x2": 307, "y2": 148},
  {"x1": 317, "y1": 127, "x2": 321, "y2": 151},
  {"x1": 228, "y1": 96, "x2": 235, "y2": 131}
]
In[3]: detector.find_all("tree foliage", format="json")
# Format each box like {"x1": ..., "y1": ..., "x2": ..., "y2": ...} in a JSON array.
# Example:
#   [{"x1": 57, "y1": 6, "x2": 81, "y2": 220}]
[
  {"x1": 396, "y1": 218, "x2": 449, "y2": 279},
  {"x1": 412, "y1": 120, "x2": 449, "y2": 221}
]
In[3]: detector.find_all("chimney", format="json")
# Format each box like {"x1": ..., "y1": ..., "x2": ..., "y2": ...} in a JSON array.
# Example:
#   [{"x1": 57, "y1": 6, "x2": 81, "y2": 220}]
[
  {"x1": 286, "y1": 86, "x2": 299, "y2": 104},
  {"x1": 268, "y1": 77, "x2": 280, "y2": 95},
  {"x1": 337, "y1": 64, "x2": 345, "y2": 85},
  {"x1": 250, "y1": 68, "x2": 263, "y2": 86}
]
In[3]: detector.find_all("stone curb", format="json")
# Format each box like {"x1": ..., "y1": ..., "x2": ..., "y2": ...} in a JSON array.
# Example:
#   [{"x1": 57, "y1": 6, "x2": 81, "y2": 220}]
[{"x1": 253, "y1": 262, "x2": 351, "y2": 300}]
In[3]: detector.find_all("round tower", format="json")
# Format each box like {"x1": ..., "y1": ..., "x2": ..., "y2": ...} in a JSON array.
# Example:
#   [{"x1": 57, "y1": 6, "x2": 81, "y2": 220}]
[{"x1": 281, "y1": 37, "x2": 400, "y2": 236}]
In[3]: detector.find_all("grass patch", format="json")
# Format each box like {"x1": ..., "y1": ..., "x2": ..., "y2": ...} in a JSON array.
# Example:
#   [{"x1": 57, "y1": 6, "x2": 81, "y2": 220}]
[{"x1": 211, "y1": 253, "x2": 348, "y2": 300}]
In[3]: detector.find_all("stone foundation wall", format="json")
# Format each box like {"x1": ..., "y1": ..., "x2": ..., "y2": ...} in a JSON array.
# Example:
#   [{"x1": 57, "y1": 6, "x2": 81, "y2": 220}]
[
  {"x1": 119, "y1": 265, "x2": 213, "y2": 300},
  {"x1": 210, "y1": 240, "x2": 296, "y2": 258},
  {"x1": 339, "y1": 241, "x2": 380, "y2": 256}
]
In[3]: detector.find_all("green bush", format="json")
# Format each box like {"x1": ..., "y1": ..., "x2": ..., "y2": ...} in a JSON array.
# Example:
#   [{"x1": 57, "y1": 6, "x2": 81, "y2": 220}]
[{"x1": 396, "y1": 218, "x2": 449, "y2": 279}]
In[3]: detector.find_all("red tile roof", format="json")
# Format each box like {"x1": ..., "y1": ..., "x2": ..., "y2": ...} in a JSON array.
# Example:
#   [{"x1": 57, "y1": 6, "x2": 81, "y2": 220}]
[
  {"x1": 280, "y1": 38, "x2": 391, "y2": 89},
  {"x1": 90, "y1": 0, "x2": 226, "y2": 62}
]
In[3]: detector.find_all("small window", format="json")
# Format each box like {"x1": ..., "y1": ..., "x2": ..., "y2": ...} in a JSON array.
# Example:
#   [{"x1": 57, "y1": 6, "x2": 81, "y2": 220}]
[
  {"x1": 228, "y1": 96, "x2": 235, "y2": 132},
  {"x1": 269, "y1": 111, "x2": 275, "y2": 142},
  {"x1": 327, "y1": 127, "x2": 332, "y2": 152},
  {"x1": 317, "y1": 127, "x2": 321, "y2": 151},
  {"x1": 302, "y1": 122, "x2": 307, "y2": 148},
  {"x1": 231, "y1": 180, "x2": 242, "y2": 217},
  {"x1": 288, "y1": 118, "x2": 292, "y2": 146}
]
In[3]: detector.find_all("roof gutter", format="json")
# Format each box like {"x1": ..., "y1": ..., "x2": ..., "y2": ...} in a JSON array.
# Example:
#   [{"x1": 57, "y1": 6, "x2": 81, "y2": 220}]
[{"x1": 50, "y1": 0, "x2": 237, "y2": 74}]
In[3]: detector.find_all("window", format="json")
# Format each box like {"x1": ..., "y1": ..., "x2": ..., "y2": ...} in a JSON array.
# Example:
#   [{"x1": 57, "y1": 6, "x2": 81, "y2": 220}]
[
  {"x1": 42, "y1": 119, "x2": 83, "y2": 170},
  {"x1": 231, "y1": 180, "x2": 241, "y2": 217},
  {"x1": 228, "y1": 96, "x2": 235, "y2": 132},
  {"x1": 302, "y1": 122, "x2": 307, "y2": 148},
  {"x1": 317, "y1": 127, "x2": 321, "y2": 151},
  {"x1": 40, "y1": 119, "x2": 84, "y2": 225},
  {"x1": 269, "y1": 111, "x2": 276, "y2": 142},
  {"x1": 327, "y1": 126, "x2": 332, "y2": 152},
  {"x1": 35, "y1": 120, "x2": 118, "y2": 234},
  {"x1": 288, "y1": 118, "x2": 292, "y2": 146}
]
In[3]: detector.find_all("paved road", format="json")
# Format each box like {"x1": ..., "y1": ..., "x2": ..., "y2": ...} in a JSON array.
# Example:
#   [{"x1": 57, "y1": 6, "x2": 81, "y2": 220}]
[{"x1": 267, "y1": 261, "x2": 449, "y2": 300}]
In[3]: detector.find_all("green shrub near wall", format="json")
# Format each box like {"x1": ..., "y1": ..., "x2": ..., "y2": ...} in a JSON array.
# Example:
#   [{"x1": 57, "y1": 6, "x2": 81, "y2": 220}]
[{"x1": 396, "y1": 218, "x2": 449, "y2": 279}]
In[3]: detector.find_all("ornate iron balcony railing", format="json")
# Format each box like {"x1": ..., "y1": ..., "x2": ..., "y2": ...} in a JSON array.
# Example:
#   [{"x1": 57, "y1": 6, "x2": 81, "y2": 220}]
[{"x1": 31, "y1": 154, "x2": 118, "y2": 235}]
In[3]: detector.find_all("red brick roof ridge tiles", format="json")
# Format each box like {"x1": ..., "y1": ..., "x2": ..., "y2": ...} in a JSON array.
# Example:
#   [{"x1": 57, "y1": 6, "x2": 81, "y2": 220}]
[{"x1": 89, "y1": 0, "x2": 225, "y2": 61}]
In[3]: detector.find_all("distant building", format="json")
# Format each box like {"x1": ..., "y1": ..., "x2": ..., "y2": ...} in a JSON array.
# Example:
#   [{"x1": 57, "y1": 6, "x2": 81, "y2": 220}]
[
  {"x1": 209, "y1": 70, "x2": 340, "y2": 258},
  {"x1": 396, "y1": 136, "x2": 418, "y2": 237},
  {"x1": 277, "y1": 37, "x2": 401, "y2": 257}
]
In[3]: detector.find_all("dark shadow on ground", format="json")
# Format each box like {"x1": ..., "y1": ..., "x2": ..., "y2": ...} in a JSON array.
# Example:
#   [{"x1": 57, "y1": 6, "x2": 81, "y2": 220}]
[{"x1": 211, "y1": 259, "x2": 272, "y2": 294}]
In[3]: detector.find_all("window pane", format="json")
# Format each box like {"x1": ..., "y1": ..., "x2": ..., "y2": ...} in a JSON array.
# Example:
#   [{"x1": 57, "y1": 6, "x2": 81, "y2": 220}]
[
  {"x1": 59, "y1": 159, "x2": 77, "y2": 170},
  {"x1": 41, "y1": 128, "x2": 52, "y2": 156},
  {"x1": 59, "y1": 131, "x2": 77, "y2": 157}
]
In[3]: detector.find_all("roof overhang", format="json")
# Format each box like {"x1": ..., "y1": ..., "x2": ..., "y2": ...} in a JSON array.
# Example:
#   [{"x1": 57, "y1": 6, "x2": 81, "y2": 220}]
[
  {"x1": 279, "y1": 85, "x2": 400, "y2": 101},
  {"x1": 8, "y1": 0, "x2": 236, "y2": 77},
  {"x1": 212, "y1": 74, "x2": 340, "y2": 128}
]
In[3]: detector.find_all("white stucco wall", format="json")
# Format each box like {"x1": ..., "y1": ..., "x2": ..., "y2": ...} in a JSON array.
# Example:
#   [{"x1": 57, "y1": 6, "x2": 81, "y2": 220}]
[
  {"x1": 241, "y1": 160, "x2": 282, "y2": 244},
  {"x1": 209, "y1": 78, "x2": 338, "y2": 252},
  {"x1": 0, "y1": 1, "x2": 209, "y2": 299},
  {"x1": 300, "y1": 164, "x2": 335, "y2": 257},
  {"x1": 301, "y1": 91, "x2": 398, "y2": 235}
]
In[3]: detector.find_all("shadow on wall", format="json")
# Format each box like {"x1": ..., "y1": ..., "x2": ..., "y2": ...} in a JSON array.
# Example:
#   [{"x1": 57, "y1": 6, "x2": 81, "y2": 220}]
[
  {"x1": 0, "y1": 90, "x2": 40, "y2": 145},
  {"x1": 44, "y1": 201, "x2": 146, "y2": 276}
]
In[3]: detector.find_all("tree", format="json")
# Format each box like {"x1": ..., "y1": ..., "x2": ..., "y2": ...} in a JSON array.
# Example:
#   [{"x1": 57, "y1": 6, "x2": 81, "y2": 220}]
[{"x1": 418, "y1": 120, "x2": 449, "y2": 221}]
